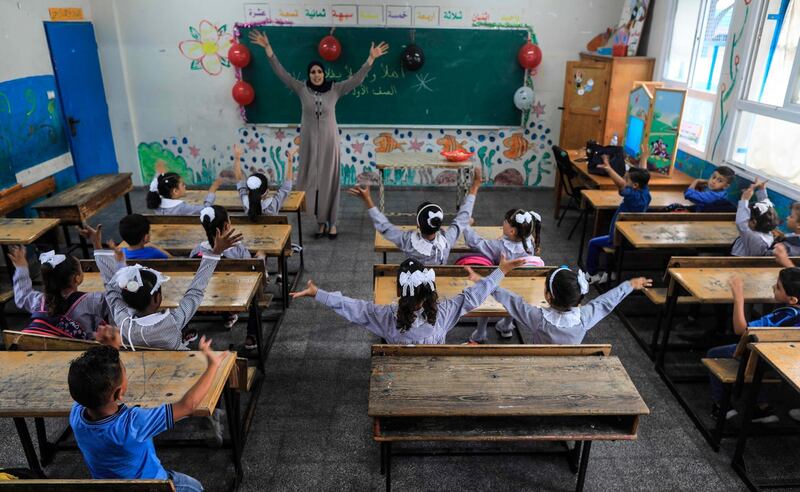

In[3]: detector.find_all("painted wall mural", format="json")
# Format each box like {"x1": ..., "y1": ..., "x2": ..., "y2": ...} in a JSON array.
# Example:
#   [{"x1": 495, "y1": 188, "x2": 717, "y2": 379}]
[{"x1": 178, "y1": 20, "x2": 234, "y2": 76}]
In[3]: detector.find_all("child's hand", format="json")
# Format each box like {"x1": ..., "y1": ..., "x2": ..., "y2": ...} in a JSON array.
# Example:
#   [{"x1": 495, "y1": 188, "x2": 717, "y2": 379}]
[
  {"x1": 155, "y1": 160, "x2": 167, "y2": 176},
  {"x1": 499, "y1": 254, "x2": 527, "y2": 274},
  {"x1": 107, "y1": 240, "x2": 125, "y2": 263},
  {"x1": 212, "y1": 227, "x2": 243, "y2": 255},
  {"x1": 232, "y1": 145, "x2": 243, "y2": 182},
  {"x1": 198, "y1": 336, "x2": 224, "y2": 367},
  {"x1": 78, "y1": 223, "x2": 103, "y2": 250},
  {"x1": 753, "y1": 177, "x2": 768, "y2": 190},
  {"x1": 285, "y1": 148, "x2": 297, "y2": 181},
  {"x1": 464, "y1": 266, "x2": 482, "y2": 283},
  {"x1": 469, "y1": 167, "x2": 482, "y2": 194},
  {"x1": 208, "y1": 176, "x2": 223, "y2": 194},
  {"x1": 346, "y1": 185, "x2": 374, "y2": 208},
  {"x1": 469, "y1": 217, "x2": 475, "y2": 226},
  {"x1": 629, "y1": 277, "x2": 653, "y2": 290},
  {"x1": 290, "y1": 279, "x2": 318, "y2": 299},
  {"x1": 534, "y1": 245, "x2": 542, "y2": 256},
  {"x1": 95, "y1": 322, "x2": 122, "y2": 349},
  {"x1": 597, "y1": 158, "x2": 610, "y2": 171},
  {"x1": 7, "y1": 245, "x2": 27, "y2": 268},
  {"x1": 740, "y1": 186, "x2": 754, "y2": 202},
  {"x1": 728, "y1": 275, "x2": 744, "y2": 296}
]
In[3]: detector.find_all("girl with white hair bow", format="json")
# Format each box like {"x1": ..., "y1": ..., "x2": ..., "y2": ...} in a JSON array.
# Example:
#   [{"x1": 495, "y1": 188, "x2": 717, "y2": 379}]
[
  {"x1": 233, "y1": 145, "x2": 296, "y2": 221},
  {"x1": 347, "y1": 167, "x2": 482, "y2": 264},
  {"x1": 290, "y1": 255, "x2": 525, "y2": 344},
  {"x1": 732, "y1": 179, "x2": 780, "y2": 257}
]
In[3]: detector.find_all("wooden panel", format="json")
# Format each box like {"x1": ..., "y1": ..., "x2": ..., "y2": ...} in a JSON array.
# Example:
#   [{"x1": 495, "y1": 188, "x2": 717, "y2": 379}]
[
  {"x1": 81, "y1": 271, "x2": 261, "y2": 312},
  {"x1": 668, "y1": 267, "x2": 782, "y2": 303},
  {"x1": 559, "y1": 61, "x2": 610, "y2": 149},
  {"x1": 0, "y1": 480, "x2": 175, "y2": 491},
  {"x1": 615, "y1": 221, "x2": 738, "y2": 248},
  {"x1": 374, "y1": 275, "x2": 547, "y2": 317},
  {"x1": 368, "y1": 355, "x2": 649, "y2": 417},
  {"x1": 0, "y1": 177, "x2": 56, "y2": 217},
  {"x1": 581, "y1": 189, "x2": 691, "y2": 210},
  {"x1": 2, "y1": 331, "x2": 160, "y2": 352},
  {"x1": 183, "y1": 189, "x2": 306, "y2": 213},
  {"x1": 603, "y1": 56, "x2": 655, "y2": 144},
  {"x1": 752, "y1": 342, "x2": 800, "y2": 393},
  {"x1": 141, "y1": 214, "x2": 288, "y2": 225},
  {"x1": 374, "y1": 152, "x2": 473, "y2": 170},
  {"x1": 371, "y1": 344, "x2": 612, "y2": 357},
  {"x1": 373, "y1": 264, "x2": 554, "y2": 278},
  {"x1": 145, "y1": 223, "x2": 291, "y2": 257},
  {"x1": 0, "y1": 350, "x2": 235, "y2": 417},
  {"x1": 617, "y1": 212, "x2": 735, "y2": 222},
  {"x1": 565, "y1": 149, "x2": 695, "y2": 190},
  {"x1": 34, "y1": 174, "x2": 133, "y2": 224},
  {"x1": 374, "y1": 226, "x2": 501, "y2": 253},
  {"x1": 0, "y1": 218, "x2": 60, "y2": 245},
  {"x1": 667, "y1": 256, "x2": 800, "y2": 269}
]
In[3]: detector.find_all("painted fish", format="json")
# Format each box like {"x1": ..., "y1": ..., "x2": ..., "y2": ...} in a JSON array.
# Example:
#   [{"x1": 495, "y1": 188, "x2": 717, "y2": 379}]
[
  {"x1": 374, "y1": 132, "x2": 405, "y2": 153},
  {"x1": 502, "y1": 133, "x2": 530, "y2": 160},
  {"x1": 437, "y1": 135, "x2": 468, "y2": 153}
]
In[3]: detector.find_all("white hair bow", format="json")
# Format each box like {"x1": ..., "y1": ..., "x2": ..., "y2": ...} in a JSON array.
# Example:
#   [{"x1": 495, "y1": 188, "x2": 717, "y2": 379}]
[
  {"x1": 530, "y1": 211, "x2": 542, "y2": 222},
  {"x1": 200, "y1": 207, "x2": 216, "y2": 223},
  {"x1": 753, "y1": 198, "x2": 774, "y2": 215},
  {"x1": 39, "y1": 250, "x2": 66, "y2": 268},
  {"x1": 576, "y1": 269, "x2": 590, "y2": 295},
  {"x1": 112, "y1": 264, "x2": 170, "y2": 296},
  {"x1": 427, "y1": 210, "x2": 444, "y2": 227},
  {"x1": 515, "y1": 212, "x2": 532, "y2": 224},
  {"x1": 246, "y1": 175, "x2": 262, "y2": 191},
  {"x1": 398, "y1": 269, "x2": 436, "y2": 297},
  {"x1": 148, "y1": 174, "x2": 161, "y2": 192}
]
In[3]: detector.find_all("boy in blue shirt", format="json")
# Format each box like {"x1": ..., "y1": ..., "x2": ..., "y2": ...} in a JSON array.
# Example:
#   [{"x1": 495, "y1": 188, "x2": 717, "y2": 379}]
[
  {"x1": 69, "y1": 325, "x2": 223, "y2": 491},
  {"x1": 774, "y1": 202, "x2": 800, "y2": 260},
  {"x1": 586, "y1": 156, "x2": 651, "y2": 284},
  {"x1": 706, "y1": 268, "x2": 800, "y2": 424},
  {"x1": 119, "y1": 214, "x2": 171, "y2": 260},
  {"x1": 684, "y1": 165, "x2": 735, "y2": 212}
]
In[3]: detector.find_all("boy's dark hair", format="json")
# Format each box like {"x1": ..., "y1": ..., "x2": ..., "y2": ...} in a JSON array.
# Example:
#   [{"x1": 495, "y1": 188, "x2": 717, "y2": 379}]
[
  {"x1": 246, "y1": 173, "x2": 269, "y2": 220},
  {"x1": 791, "y1": 202, "x2": 800, "y2": 214},
  {"x1": 121, "y1": 270, "x2": 160, "y2": 312},
  {"x1": 68, "y1": 345, "x2": 123, "y2": 409},
  {"x1": 200, "y1": 205, "x2": 229, "y2": 247},
  {"x1": 119, "y1": 214, "x2": 150, "y2": 246},
  {"x1": 779, "y1": 267, "x2": 800, "y2": 299},
  {"x1": 41, "y1": 256, "x2": 82, "y2": 317},
  {"x1": 627, "y1": 168, "x2": 650, "y2": 188},
  {"x1": 146, "y1": 172, "x2": 182, "y2": 209},
  {"x1": 503, "y1": 208, "x2": 541, "y2": 254},
  {"x1": 749, "y1": 202, "x2": 780, "y2": 233},
  {"x1": 416, "y1": 202, "x2": 444, "y2": 235},
  {"x1": 714, "y1": 166, "x2": 736, "y2": 185},
  {"x1": 395, "y1": 258, "x2": 438, "y2": 332},
  {"x1": 546, "y1": 269, "x2": 585, "y2": 309}
]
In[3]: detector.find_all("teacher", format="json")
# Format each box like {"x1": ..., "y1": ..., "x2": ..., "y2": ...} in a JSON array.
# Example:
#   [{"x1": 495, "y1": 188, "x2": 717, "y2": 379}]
[{"x1": 249, "y1": 30, "x2": 389, "y2": 239}]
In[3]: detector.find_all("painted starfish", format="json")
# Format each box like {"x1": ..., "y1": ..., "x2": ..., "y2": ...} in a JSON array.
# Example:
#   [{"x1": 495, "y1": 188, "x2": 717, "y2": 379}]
[
  {"x1": 351, "y1": 141, "x2": 365, "y2": 154},
  {"x1": 409, "y1": 138, "x2": 424, "y2": 151},
  {"x1": 188, "y1": 145, "x2": 200, "y2": 158},
  {"x1": 246, "y1": 138, "x2": 259, "y2": 151},
  {"x1": 531, "y1": 101, "x2": 546, "y2": 119},
  {"x1": 275, "y1": 129, "x2": 286, "y2": 142}
]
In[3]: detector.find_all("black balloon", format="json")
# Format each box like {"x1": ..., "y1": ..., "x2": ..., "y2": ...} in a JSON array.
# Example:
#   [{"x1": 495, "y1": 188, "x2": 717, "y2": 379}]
[{"x1": 401, "y1": 44, "x2": 425, "y2": 71}]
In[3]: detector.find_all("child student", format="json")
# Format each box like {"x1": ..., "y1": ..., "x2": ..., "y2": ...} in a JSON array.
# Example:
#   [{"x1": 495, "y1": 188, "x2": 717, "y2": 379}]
[
  {"x1": 119, "y1": 214, "x2": 172, "y2": 260},
  {"x1": 234, "y1": 144, "x2": 296, "y2": 219},
  {"x1": 684, "y1": 166, "x2": 736, "y2": 212},
  {"x1": 290, "y1": 255, "x2": 526, "y2": 344},
  {"x1": 462, "y1": 208, "x2": 544, "y2": 343},
  {"x1": 732, "y1": 179, "x2": 779, "y2": 256},
  {"x1": 80, "y1": 223, "x2": 241, "y2": 350},
  {"x1": 706, "y1": 271, "x2": 800, "y2": 424},
  {"x1": 147, "y1": 160, "x2": 222, "y2": 215},
  {"x1": 8, "y1": 246, "x2": 109, "y2": 339},
  {"x1": 773, "y1": 202, "x2": 800, "y2": 261},
  {"x1": 586, "y1": 156, "x2": 651, "y2": 284},
  {"x1": 475, "y1": 265, "x2": 651, "y2": 344},
  {"x1": 347, "y1": 167, "x2": 482, "y2": 264},
  {"x1": 69, "y1": 325, "x2": 224, "y2": 490}
]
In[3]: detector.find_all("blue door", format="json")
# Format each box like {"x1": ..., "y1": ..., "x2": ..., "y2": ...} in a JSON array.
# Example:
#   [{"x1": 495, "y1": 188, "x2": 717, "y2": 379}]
[{"x1": 44, "y1": 22, "x2": 118, "y2": 180}]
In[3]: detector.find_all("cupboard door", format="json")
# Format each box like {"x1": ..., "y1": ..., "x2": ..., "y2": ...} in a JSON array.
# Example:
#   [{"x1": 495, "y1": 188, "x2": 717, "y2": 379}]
[{"x1": 558, "y1": 61, "x2": 610, "y2": 149}]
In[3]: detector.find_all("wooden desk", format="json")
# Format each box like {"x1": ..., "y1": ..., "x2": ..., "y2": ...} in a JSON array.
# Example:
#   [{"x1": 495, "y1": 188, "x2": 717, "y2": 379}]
[
  {"x1": 615, "y1": 221, "x2": 738, "y2": 249},
  {"x1": 0, "y1": 350, "x2": 241, "y2": 479},
  {"x1": 374, "y1": 275, "x2": 547, "y2": 317},
  {"x1": 369, "y1": 351, "x2": 648, "y2": 491},
  {"x1": 0, "y1": 177, "x2": 56, "y2": 217},
  {"x1": 374, "y1": 226, "x2": 502, "y2": 263},
  {"x1": 579, "y1": 189, "x2": 693, "y2": 240},
  {"x1": 374, "y1": 153, "x2": 472, "y2": 216},
  {"x1": 145, "y1": 223, "x2": 291, "y2": 258},
  {"x1": 0, "y1": 218, "x2": 60, "y2": 245},
  {"x1": 33, "y1": 174, "x2": 133, "y2": 257}
]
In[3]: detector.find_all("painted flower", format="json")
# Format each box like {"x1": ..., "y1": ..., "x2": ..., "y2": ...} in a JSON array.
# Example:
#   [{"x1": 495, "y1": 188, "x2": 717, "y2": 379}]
[{"x1": 179, "y1": 20, "x2": 233, "y2": 76}]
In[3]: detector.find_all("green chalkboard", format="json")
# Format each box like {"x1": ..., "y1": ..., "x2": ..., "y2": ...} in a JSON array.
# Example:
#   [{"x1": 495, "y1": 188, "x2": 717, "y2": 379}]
[{"x1": 239, "y1": 26, "x2": 528, "y2": 126}]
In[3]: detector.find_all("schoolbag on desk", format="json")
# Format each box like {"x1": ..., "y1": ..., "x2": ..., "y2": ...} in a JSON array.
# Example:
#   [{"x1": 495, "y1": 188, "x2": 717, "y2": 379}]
[{"x1": 23, "y1": 291, "x2": 91, "y2": 340}]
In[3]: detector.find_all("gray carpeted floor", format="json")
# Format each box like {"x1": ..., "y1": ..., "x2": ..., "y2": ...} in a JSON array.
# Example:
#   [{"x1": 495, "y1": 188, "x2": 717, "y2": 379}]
[{"x1": 3, "y1": 186, "x2": 798, "y2": 491}]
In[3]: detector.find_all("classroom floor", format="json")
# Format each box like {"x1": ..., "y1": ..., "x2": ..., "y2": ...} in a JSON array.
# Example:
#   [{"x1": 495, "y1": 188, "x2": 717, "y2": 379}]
[{"x1": 2, "y1": 186, "x2": 799, "y2": 491}]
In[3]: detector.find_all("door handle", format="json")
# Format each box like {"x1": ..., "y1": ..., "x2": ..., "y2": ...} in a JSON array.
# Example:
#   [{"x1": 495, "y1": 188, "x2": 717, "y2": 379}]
[
  {"x1": 557, "y1": 106, "x2": 564, "y2": 111},
  {"x1": 67, "y1": 116, "x2": 80, "y2": 137}
]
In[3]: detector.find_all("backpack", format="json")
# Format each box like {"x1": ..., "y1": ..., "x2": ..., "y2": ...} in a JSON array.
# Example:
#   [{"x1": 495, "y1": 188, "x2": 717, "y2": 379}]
[{"x1": 23, "y1": 291, "x2": 91, "y2": 340}]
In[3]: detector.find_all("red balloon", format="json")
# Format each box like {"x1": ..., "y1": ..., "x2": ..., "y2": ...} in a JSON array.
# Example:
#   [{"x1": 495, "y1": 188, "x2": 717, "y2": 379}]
[
  {"x1": 318, "y1": 35, "x2": 342, "y2": 61},
  {"x1": 228, "y1": 43, "x2": 251, "y2": 68},
  {"x1": 517, "y1": 42, "x2": 542, "y2": 69},
  {"x1": 232, "y1": 81, "x2": 255, "y2": 105}
]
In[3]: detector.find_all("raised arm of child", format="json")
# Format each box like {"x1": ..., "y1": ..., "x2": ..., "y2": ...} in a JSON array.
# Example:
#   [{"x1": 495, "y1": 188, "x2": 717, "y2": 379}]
[
  {"x1": 348, "y1": 184, "x2": 406, "y2": 246},
  {"x1": 444, "y1": 167, "x2": 481, "y2": 245},
  {"x1": 8, "y1": 245, "x2": 43, "y2": 313},
  {"x1": 774, "y1": 243, "x2": 794, "y2": 268},
  {"x1": 729, "y1": 275, "x2": 748, "y2": 336},
  {"x1": 598, "y1": 155, "x2": 626, "y2": 190},
  {"x1": 232, "y1": 144, "x2": 243, "y2": 183},
  {"x1": 172, "y1": 336, "x2": 226, "y2": 421}
]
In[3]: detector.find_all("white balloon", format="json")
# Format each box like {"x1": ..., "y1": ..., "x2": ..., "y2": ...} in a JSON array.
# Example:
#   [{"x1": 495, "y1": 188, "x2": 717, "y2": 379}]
[{"x1": 514, "y1": 86, "x2": 534, "y2": 110}]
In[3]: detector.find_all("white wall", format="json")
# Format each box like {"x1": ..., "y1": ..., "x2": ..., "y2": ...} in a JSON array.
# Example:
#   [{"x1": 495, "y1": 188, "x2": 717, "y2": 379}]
[{"x1": 92, "y1": 0, "x2": 625, "y2": 187}]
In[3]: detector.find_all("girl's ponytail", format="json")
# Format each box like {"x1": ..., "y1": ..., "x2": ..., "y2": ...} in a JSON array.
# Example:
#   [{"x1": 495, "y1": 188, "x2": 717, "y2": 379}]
[
  {"x1": 200, "y1": 205, "x2": 229, "y2": 247},
  {"x1": 395, "y1": 259, "x2": 438, "y2": 332},
  {"x1": 245, "y1": 173, "x2": 269, "y2": 220},
  {"x1": 146, "y1": 172, "x2": 182, "y2": 209}
]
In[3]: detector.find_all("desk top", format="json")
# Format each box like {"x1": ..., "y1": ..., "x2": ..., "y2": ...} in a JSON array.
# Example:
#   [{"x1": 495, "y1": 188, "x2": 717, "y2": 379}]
[
  {"x1": 184, "y1": 189, "x2": 306, "y2": 213},
  {"x1": 374, "y1": 275, "x2": 547, "y2": 317},
  {"x1": 581, "y1": 189, "x2": 692, "y2": 210},
  {"x1": 82, "y1": 271, "x2": 262, "y2": 312},
  {"x1": 566, "y1": 149, "x2": 693, "y2": 189},
  {"x1": 668, "y1": 267, "x2": 782, "y2": 303},
  {"x1": 34, "y1": 174, "x2": 133, "y2": 223},
  {"x1": 374, "y1": 226, "x2": 502, "y2": 253},
  {"x1": 0, "y1": 350, "x2": 235, "y2": 418},
  {"x1": 375, "y1": 152, "x2": 473, "y2": 169},
  {"x1": 145, "y1": 223, "x2": 291, "y2": 257},
  {"x1": 752, "y1": 342, "x2": 800, "y2": 393},
  {"x1": 0, "y1": 218, "x2": 60, "y2": 245},
  {"x1": 615, "y1": 221, "x2": 738, "y2": 248},
  {"x1": 368, "y1": 355, "x2": 648, "y2": 417}
]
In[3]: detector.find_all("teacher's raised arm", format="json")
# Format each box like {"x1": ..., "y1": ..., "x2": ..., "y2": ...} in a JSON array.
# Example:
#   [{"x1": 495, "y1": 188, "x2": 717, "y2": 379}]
[
  {"x1": 335, "y1": 41, "x2": 389, "y2": 96},
  {"x1": 249, "y1": 29, "x2": 303, "y2": 93}
]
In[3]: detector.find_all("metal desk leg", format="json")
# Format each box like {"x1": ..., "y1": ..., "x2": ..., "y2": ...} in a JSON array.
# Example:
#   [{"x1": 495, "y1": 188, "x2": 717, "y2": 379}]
[
  {"x1": 576, "y1": 208, "x2": 591, "y2": 269},
  {"x1": 280, "y1": 251, "x2": 289, "y2": 310},
  {"x1": 382, "y1": 252, "x2": 387, "y2": 264},
  {"x1": 62, "y1": 225, "x2": 72, "y2": 248},
  {"x1": 614, "y1": 239, "x2": 626, "y2": 287},
  {"x1": 223, "y1": 386, "x2": 243, "y2": 487},
  {"x1": 295, "y1": 210, "x2": 304, "y2": 270},
  {"x1": 34, "y1": 417, "x2": 56, "y2": 465},
  {"x1": 78, "y1": 235, "x2": 90, "y2": 259},
  {"x1": 575, "y1": 441, "x2": 592, "y2": 492},
  {"x1": 379, "y1": 169, "x2": 386, "y2": 214},
  {"x1": 124, "y1": 193, "x2": 133, "y2": 215},
  {"x1": 656, "y1": 282, "x2": 681, "y2": 371},
  {"x1": 731, "y1": 356, "x2": 766, "y2": 491},
  {"x1": 382, "y1": 442, "x2": 392, "y2": 492},
  {"x1": 13, "y1": 417, "x2": 43, "y2": 475},
  {"x1": 249, "y1": 301, "x2": 265, "y2": 372}
]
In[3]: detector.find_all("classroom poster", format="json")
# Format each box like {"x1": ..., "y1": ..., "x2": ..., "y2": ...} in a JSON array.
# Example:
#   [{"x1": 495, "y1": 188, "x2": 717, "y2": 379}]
[
  {"x1": 357, "y1": 5, "x2": 384, "y2": 25},
  {"x1": 301, "y1": 5, "x2": 329, "y2": 24},
  {"x1": 331, "y1": 5, "x2": 358, "y2": 25},
  {"x1": 440, "y1": 8, "x2": 468, "y2": 27},
  {"x1": 272, "y1": 4, "x2": 301, "y2": 23},
  {"x1": 386, "y1": 6, "x2": 412, "y2": 26},
  {"x1": 647, "y1": 89, "x2": 685, "y2": 175},
  {"x1": 618, "y1": 0, "x2": 649, "y2": 56},
  {"x1": 414, "y1": 6, "x2": 439, "y2": 26},
  {"x1": 243, "y1": 3, "x2": 270, "y2": 23}
]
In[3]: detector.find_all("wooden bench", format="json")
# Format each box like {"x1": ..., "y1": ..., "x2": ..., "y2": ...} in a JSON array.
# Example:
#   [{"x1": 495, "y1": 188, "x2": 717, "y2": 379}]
[
  {"x1": 0, "y1": 479, "x2": 175, "y2": 491},
  {"x1": 0, "y1": 177, "x2": 56, "y2": 217}
]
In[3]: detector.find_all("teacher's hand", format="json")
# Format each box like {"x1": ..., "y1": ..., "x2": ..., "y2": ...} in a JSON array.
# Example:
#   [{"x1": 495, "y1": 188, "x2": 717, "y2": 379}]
[
  {"x1": 367, "y1": 41, "x2": 389, "y2": 65},
  {"x1": 249, "y1": 30, "x2": 274, "y2": 57}
]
